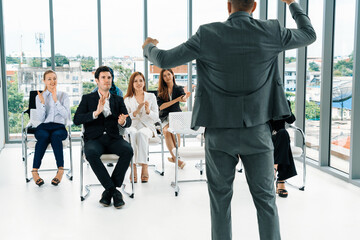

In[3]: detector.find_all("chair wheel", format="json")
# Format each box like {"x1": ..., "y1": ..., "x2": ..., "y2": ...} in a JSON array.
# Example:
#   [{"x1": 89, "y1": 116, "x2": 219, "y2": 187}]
[
  {"x1": 299, "y1": 186, "x2": 305, "y2": 191},
  {"x1": 200, "y1": 170, "x2": 203, "y2": 175},
  {"x1": 160, "y1": 172, "x2": 164, "y2": 176},
  {"x1": 238, "y1": 169, "x2": 243, "y2": 173},
  {"x1": 69, "y1": 176, "x2": 73, "y2": 181},
  {"x1": 130, "y1": 194, "x2": 134, "y2": 199},
  {"x1": 81, "y1": 197, "x2": 85, "y2": 201},
  {"x1": 26, "y1": 178, "x2": 30, "y2": 183},
  {"x1": 175, "y1": 192, "x2": 178, "y2": 197},
  {"x1": 107, "y1": 163, "x2": 114, "y2": 167}
]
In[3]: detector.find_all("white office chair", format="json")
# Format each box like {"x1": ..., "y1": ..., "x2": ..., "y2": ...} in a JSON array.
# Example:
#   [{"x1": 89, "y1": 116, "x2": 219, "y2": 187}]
[
  {"x1": 168, "y1": 112, "x2": 206, "y2": 196},
  {"x1": 80, "y1": 131, "x2": 134, "y2": 201},
  {"x1": 237, "y1": 123, "x2": 307, "y2": 191},
  {"x1": 147, "y1": 121, "x2": 165, "y2": 176},
  {"x1": 21, "y1": 91, "x2": 73, "y2": 183}
]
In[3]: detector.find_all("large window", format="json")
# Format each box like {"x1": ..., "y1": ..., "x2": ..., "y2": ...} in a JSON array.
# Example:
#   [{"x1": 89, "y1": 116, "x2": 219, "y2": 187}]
[
  {"x1": 3, "y1": 0, "x2": 50, "y2": 140},
  {"x1": 330, "y1": 0, "x2": 355, "y2": 173},
  {"x1": 305, "y1": 0, "x2": 324, "y2": 162},
  {"x1": 53, "y1": 0, "x2": 98, "y2": 134},
  {"x1": 148, "y1": 0, "x2": 187, "y2": 106},
  {"x1": 102, "y1": 0, "x2": 143, "y2": 95},
  {"x1": 267, "y1": 0, "x2": 278, "y2": 20}
]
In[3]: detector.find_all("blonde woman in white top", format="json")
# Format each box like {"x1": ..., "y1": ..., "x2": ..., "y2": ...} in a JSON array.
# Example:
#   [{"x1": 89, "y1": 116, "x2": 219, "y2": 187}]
[{"x1": 124, "y1": 72, "x2": 159, "y2": 183}]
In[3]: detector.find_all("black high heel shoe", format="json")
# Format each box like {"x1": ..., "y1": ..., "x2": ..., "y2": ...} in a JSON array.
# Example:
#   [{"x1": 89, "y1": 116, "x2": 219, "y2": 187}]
[
  {"x1": 276, "y1": 180, "x2": 288, "y2": 198},
  {"x1": 31, "y1": 170, "x2": 44, "y2": 187}
]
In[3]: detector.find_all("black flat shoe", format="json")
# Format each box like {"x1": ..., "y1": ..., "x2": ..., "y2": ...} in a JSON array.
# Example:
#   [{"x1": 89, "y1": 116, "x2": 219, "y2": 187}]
[
  {"x1": 99, "y1": 190, "x2": 112, "y2": 207},
  {"x1": 113, "y1": 190, "x2": 125, "y2": 209}
]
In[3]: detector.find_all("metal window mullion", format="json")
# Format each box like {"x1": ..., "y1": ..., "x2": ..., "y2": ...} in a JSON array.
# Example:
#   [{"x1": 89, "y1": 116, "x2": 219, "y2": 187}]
[
  {"x1": 319, "y1": 0, "x2": 335, "y2": 167},
  {"x1": 144, "y1": 0, "x2": 148, "y2": 89},
  {"x1": 259, "y1": 0, "x2": 267, "y2": 20},
  {"x1": 187, "y1": 0, "x2": 192, "y2": 111},
  {"x1": 97, "y1": 0, "x2": 102, "y2": 66},
  {"x1": 295, "y1": 0, "x2": 309, "y2": 146},
  {"x1": 0, "y1": 0, "x2": 9, "y2": 144},
  {"x1": 49, "y1": 0, "x2": 55, "y2": 69},
  {"x1": 350, "y1": 0, "x2": 360, "y2": 179}
]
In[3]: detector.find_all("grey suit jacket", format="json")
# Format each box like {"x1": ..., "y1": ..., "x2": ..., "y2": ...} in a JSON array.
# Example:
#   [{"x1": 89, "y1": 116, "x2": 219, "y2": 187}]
[{"x1": 144, "y1": 3, "x2": 316, "y2": 129}]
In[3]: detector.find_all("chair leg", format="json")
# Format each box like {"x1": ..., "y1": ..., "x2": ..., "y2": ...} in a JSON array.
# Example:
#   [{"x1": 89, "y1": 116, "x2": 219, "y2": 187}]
[
  {"x1": 80, "y1": 149, "x2": 85, "y2": 201},
  {"x1": 67, "y1": 138, "x2": 73, "y2": 181}
]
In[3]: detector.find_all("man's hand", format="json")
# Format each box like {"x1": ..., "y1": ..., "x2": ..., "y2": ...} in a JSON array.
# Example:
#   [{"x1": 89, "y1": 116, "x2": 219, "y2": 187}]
[
  {"x1": 142, "y1": 37, "x2": 159, "y2": 49},
  {"x1": 281, "y1": 0, "x2": 295, "y2": 5},
  {"x1": 94, "y1": 95, "x2": 106, "y2": 117},
  {"x1": 118, "y1": 114, "x2": 129, "y2": 126}
]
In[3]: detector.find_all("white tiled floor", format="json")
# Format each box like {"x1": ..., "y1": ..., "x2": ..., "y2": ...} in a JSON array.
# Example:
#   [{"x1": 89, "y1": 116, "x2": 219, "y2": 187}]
[{"x1": 1, "y1": 143, "x2": 360, "y2": 240}]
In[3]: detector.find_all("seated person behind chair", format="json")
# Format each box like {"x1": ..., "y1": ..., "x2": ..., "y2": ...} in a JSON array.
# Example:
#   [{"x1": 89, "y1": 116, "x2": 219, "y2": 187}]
[
  {"x1": 92, "y1": 66, "x2": 123, "y2": 97},
  {"x1": 31, "y1": 70, "x2": 70, "y2": 187},
  {"x1": 124, "y1": 72, "x2": 159, "y2": 183},
  {"x1": 157, "y1": 68, "x2": 191, "y2": 169},
  {"x1": 270, "y1": 100, "x2": 297, "y2": 198},
  {"x1": 73, "y1": 66, "x2": 133, "y2": 209}
]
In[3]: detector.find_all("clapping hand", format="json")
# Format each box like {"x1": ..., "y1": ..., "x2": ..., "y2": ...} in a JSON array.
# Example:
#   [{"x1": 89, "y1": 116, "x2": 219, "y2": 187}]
[
  {"x1": 48, "y1": 86, "x2": 57, "y2": 102},
  {"x1": 118, "y1": 114, "x2": 129, "y2": 126},
  {"x1": 180, "y1": 92, "x2": 191, "y2": 102},
  {"x1": 144, "y1": 101, "x2": 150, "y2": 114},
  {"x1": 94, "y1": 95, "x2": 106, "y2": 117},
  {"x1": 37, "y1": 89, "x2": 45, "y2": 105}
]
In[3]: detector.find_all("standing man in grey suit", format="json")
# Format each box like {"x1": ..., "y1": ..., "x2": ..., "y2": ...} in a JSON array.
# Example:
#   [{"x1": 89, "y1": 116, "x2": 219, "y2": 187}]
[{"x1": 143, "y1": 0, "x2": 316, "y2": 239}]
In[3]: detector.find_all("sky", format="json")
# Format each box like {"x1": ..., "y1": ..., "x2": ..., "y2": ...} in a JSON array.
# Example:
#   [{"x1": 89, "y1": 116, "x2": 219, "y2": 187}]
[{"x1": 2, "y1": 0, "x2": 356, "y2": 59}]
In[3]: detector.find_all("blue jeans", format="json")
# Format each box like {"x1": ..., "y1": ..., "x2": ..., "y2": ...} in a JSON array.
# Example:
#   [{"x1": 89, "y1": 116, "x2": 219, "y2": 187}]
[{"x1": 33, "y1": 122, "x2": 67, "y2": 169}]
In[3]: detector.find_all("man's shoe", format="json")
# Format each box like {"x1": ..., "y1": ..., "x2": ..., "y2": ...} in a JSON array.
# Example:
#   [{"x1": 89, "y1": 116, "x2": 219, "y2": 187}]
[
  {"x1": 113, "y1": 190, "x2": 125, "y2": 209},
  {"x1": 99, "y1": 190, "x2": 112, "y2": 207}
]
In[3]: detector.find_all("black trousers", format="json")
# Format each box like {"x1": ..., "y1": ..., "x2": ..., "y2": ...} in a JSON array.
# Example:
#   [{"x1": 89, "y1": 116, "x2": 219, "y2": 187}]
[
  {"x1": 84, "y1": 134, "x2": 133, "y2": 190},
  {"x1": 272, "y1": 129, "x2": 297, "y2": 181}
]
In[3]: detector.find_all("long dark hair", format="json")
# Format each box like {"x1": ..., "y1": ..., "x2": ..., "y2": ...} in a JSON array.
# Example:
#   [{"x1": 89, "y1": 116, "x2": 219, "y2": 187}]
[
  {"x1": 158, "y1": 69, "x2": 176, "y2": 101},
  {"x1": 124, "y1": 72, "x2": 146, "y2": 99}
]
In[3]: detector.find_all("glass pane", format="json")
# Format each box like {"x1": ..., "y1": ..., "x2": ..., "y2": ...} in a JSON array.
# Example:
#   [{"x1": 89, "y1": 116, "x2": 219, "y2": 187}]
[
  {"x1": 102, "y1": 0, "x2": 143, "y2": 95},
  {"x1": 330, "y1": 0, "x2": 355, "y2": 173},
  {"x1": 305, "y1": 0, "x2": 324, "y2": 162},
  {"x1": 148, "y1": 0, "x2": 187, "y2": 108},
  {"x1": 3, "y1": 0, "x2": 50, "y2": 140},
  {"x1": 53, "y1": 0, "x2": 98, "y2": 134},
  {"x1": 267, "y1": 0, "x2": 278, "y2": 19}
]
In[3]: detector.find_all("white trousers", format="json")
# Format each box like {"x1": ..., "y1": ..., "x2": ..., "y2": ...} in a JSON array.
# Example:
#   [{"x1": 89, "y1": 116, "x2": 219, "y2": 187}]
[{"x1": 127, "y1": 126, "x2": 153, "y2": 164}]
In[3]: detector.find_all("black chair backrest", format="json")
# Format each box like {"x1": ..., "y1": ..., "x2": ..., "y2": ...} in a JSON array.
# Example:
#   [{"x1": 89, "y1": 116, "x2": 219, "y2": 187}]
[
  {"x1": 25, "y1": 90, "x2": 42, "y2": 116},
  {"x1": 147, "y1": 90, "x2": 158, "y2": 97}
]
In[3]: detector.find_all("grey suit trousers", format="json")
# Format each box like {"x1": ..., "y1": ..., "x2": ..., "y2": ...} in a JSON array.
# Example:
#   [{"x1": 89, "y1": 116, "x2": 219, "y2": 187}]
[{"x1": 205, "y1": 123, "x2": 281, "y2": 240}]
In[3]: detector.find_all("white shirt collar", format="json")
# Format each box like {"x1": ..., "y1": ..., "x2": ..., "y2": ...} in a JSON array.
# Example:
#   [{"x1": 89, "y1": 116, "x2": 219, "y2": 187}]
[{"x1": 97, "y1": 90, "x2": 111, "y2": 100}]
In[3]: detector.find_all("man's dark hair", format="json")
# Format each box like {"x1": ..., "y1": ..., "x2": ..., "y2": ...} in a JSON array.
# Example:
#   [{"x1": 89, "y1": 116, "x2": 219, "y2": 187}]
[
  {"x1": 95, "y1": 66, "x2": 113, "y2": 79},
  {"x1": 229, "y1": 0, "x2": 255, "y2": 12}
]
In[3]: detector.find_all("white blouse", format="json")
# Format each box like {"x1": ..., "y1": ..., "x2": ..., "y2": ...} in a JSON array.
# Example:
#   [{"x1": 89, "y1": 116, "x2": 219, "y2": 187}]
[{"x1": 124, "y1": 92, "x2": 159, "y2": 135}]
